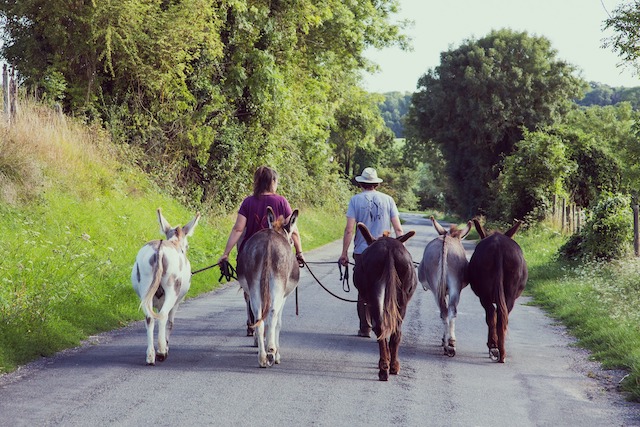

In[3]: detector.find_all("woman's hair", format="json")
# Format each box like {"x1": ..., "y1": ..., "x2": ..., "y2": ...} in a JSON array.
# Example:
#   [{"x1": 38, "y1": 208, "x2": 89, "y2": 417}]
[{"x1": 253, "y1": 166, "x2": 279, "y2": 196}]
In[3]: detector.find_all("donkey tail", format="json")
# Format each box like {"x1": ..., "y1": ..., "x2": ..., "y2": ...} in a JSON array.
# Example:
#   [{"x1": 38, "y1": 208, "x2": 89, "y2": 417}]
[
  {"x1": 141, "y1": 241, "x2": 164, "y2": 319},
  {"x1": 437, "y1": 236, "x2": 449, "y2": 316},
  {"x1": 495, "y1": 250, "x2": 509, "y2": 332},
  {"x1": 380, "y1": 253, "x2": 402, "y2": 340},
  {"x1": 255, "y1": 242, "x2": 272, "y2": 326}
]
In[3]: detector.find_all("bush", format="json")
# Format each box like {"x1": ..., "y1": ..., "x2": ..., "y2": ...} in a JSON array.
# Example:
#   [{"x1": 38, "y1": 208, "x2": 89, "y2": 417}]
[{"x1": 559, "y1": 192, "x2": 633, "y2": 261}]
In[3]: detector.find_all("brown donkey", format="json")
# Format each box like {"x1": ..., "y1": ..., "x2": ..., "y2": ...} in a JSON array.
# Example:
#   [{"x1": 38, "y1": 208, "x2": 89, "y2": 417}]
[
  {"x1": 467, "y1": 219, "x2": 528, "y2": 363},
  {"x1": 353, "y1": 223, "x2": 417, "y2": 381}
]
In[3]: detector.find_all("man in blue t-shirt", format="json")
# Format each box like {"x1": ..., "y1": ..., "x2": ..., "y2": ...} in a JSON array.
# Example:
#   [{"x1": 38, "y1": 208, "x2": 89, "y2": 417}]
[{"x1": 339, "y1": 167, "x2": 403, "y2": 337}]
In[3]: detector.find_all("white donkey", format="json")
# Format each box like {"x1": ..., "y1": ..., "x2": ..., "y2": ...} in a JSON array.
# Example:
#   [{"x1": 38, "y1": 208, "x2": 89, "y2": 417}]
[
  {"x1": 131, "y1": 208, "x2": 200, "y2": 365},
  {"x1": 418, "y1": 216, "x2": 471, "y2": 357},
  {"x1": 237, "y1": 206, "x2": 299, "y2": 368}
]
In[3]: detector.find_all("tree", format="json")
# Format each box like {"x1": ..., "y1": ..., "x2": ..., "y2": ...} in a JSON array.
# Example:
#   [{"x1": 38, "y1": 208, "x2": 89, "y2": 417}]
[
  {"x1": 576, "y1": 82, "x2": 616, "y2": 107},
  {"x1": 0, "y1": 0, "x2": 409, "y2": 211},
  {"x1": 378, "y1": 91, "x2": 412, "y2": 137},
  {"x1": 576, "y1": 82, "x2": 640, "y2": 109},
  {"x1": 558, "y1": 104, "x2": 639, "y2": 208},
  {"x1": 406, "y1": 29, "x2": 586, "y2": 218},
  {"x1": 328, "y1": 88, "x2": 389, "y2": 178},
  {"x1": 604, "y1": 2, "x2": 640, "y2": 78},
  {"x1": 493, "y1": 129, "x2": 574, "y2": 221}
]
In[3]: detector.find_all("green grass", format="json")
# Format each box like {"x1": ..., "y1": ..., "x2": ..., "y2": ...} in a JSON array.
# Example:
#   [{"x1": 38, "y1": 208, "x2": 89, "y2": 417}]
[
  {"x1": 0, "y1": 101, "x2": 344, "y2": 373},
  {"x1": 518, "y1": 223, "x2": 640, "y2": 401}
]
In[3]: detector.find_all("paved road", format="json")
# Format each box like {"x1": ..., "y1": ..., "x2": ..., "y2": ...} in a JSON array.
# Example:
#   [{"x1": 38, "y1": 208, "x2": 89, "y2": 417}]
[{"x1": 1, "y1": 213, "x2": 638, "y2": 426}]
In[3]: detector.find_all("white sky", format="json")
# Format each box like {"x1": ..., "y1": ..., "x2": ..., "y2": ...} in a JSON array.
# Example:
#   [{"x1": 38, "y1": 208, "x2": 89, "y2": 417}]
[{"x1": 362, "y1": 0, "x2": 640, "y2": 93}]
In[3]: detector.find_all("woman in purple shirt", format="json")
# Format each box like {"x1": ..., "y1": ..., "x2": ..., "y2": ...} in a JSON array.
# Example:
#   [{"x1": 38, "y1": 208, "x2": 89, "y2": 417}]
[{"x1": 218, "y1": 166, "x2": 304, "y2": 335}]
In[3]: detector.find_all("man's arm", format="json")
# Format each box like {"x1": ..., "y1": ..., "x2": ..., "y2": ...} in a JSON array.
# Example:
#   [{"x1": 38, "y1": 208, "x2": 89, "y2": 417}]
[
  {"x1": 391, "y1": 215, "x2": 404, "y2": 237},
  {"x1": 339, "y1": 216, "x2": 356, "y2": 265}
]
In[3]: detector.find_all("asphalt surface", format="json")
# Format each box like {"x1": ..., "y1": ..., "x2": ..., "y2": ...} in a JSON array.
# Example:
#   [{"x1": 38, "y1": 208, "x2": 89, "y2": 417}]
[{"x1": 0, "y1": 212, "x2": 638, "y2": 426}]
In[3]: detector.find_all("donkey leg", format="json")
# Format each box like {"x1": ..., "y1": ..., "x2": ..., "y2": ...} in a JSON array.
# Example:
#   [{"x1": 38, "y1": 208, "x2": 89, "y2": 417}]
[
  {"x1": 244, "y1": 291, "x2": 255, "y2": 336},
  {"x1": 265, "y1": 307, "x2": 278, "y2": 367},
  {"x1": 144, "y1": 316, "x2": 156, "y2": 365},
  {"x1": 445, "y1": 316, "x2": 457, "y2": 357},
  {"x1": 440, "y1": 312, "x2": 449, "y2": 349},
  {"x1": 273, "y1": 301, "x2": 286, "y2": 365},
  {"x1": 255, "y1": 320, "x2": 268, "y2": 368},
  {"x1": 156, "y1": 293, "x2": 179, "y2": 362},
  {"x1": 482, "y1": 300, "x2": 499, "y2": 361},
  {"x1": 389, "y1": 331, "x2": 402, "y2": 375},
  {"x1": 155, "y1": 312, "x2": 169, "y2": 362},
  {"x1": 445, "y1": 293, "x2": 460, "y2": 357},
  {"x1": 378, "y1": 338, "x2": 390, "y2": 381},
  {"x1": 165, "y1": 296, "x2": 184, "y2": 348},
  {"x1": 497, "y1": 308, "x2": 507, "y2": 363}
]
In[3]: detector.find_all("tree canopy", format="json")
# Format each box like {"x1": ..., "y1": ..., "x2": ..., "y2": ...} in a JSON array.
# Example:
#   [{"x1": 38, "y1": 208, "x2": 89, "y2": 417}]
[
  {"x1": 406, "y1": 28, "x2": 586, "y2": 218},
  {"x1": 577, "y1": 82, "x2": 640, "y2": 109},
  {"x1": 0, "y1": 0, "x2": 409, "y2": 211},
  {"x1": 604, "y1": 1, "x2": 640, "y2": 77},
  {"x1": 378, "y1": 91, "x2": 412, "y2": 138}
]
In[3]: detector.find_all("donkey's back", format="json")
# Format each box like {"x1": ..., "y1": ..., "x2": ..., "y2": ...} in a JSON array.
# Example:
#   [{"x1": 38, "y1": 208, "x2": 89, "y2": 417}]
[{"x1": 237, "y1": 207, "x2": 300, "y2": 368}]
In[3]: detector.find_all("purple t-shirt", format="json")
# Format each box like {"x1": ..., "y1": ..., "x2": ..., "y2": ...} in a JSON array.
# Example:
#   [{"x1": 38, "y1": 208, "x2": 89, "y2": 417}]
[{"x1": 238, "y1": 194, "x2": 293, "y2": 254}]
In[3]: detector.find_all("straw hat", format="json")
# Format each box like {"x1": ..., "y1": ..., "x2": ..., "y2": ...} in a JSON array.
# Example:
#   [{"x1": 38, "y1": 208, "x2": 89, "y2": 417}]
[{"x1": 355, "y1": 167, "x2": 383, "y2": 184}]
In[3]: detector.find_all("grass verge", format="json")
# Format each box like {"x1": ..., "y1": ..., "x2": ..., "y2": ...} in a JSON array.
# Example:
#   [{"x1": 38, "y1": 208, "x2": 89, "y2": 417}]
[
  {"x1": 0, "y1": 101, "x2": 344, "y2": 374},
  {"x1": 518, "y1": 223, "x2": 640, "y2": 401}
]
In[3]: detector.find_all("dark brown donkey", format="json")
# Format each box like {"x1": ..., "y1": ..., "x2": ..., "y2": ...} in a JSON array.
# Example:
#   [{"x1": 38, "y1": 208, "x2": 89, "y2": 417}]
[
  {"x1": 467, "y1": 219, "x2": 528, "y2": 363},
  {"x1": 353, "y1": 223, "x2": 417, "y2": 381}
]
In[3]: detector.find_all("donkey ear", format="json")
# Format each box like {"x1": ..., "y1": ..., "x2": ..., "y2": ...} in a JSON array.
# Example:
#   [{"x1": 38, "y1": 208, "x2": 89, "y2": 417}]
[
  {"x1": 431, "y1": 216, "x2": 447, "y2": 236},
  {"x1": 460, "y1": 221, "x2": 472, "y2": 239},
  {"x1": 504, "y1": 219, "x2": 523, "y2": 239},
  {"x1": 157, "y1": 208, "x2": 172, "y2": 236},
  {"x1": 357, "y1": 222, "x2": 376, "y2": 245},
  {"x1": 267, "y1": 206, "x2": 276, "y2": 229},
  {"x1": 397, "y1": 230, "x2": 415, "y2": 243},
  {"x1": 183, "y1": 212, "x2": 201, "y2": 237},
  {"x1": 472, "y1": 218, "x2": 487, "y2": 239},
  {"x1": 288, "y1": 209, "x2": 299, "y2": 229}
]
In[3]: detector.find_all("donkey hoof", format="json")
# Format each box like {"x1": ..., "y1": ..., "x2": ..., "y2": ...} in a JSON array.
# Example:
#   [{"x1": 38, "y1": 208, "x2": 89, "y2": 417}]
[
  {"x1": 489, "y1": 348, "x2": 500, "y2": 362},
  {"x1": 378, "y1": 369, "x2": 389, "y2": 381},
  {"x1": 444, "y1": 346, "x2": 456, "y2": 357},
  {"x1": 156, "y1": 353, "x2": 167, "y2": 362},
  {"x1": 266, "y1": 353, "x2": 275, "y2": 367}
]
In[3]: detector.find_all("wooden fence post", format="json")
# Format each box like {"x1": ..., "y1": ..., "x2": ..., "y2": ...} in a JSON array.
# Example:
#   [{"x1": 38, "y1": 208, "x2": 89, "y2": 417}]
[
  {"x1": 9, "y1": 66, "x2": 18, "y2": 118},
  {"x1": 576, "y1": 207, "x2": 582, "y2": 233},
  {"x1": 2, "y1": 64, "x2": 8, "y2": 122}
]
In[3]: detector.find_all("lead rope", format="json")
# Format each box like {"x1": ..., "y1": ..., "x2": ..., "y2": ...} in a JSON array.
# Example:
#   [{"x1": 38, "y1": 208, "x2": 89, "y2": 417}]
[
  {"x1": 339, "y1": 262, "x2": 351, "y2": 292},
  {"x1": 302, "y1": 261, "x2": 358, "y2": 303},
  {"x1": 191, "y1": 260, "x2": 237, "y2": 283}
]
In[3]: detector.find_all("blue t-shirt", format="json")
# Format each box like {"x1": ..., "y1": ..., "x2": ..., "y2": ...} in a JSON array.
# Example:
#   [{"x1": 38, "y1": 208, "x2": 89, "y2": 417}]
[{"x1": 346, "y1": 190, "x2": 399, "y2": 255}]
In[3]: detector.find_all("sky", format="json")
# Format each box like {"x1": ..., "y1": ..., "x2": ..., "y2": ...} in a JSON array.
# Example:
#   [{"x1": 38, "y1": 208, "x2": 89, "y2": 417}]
[{"x1": 362, "y1": 0, "x2": 640, "y2": 93}]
